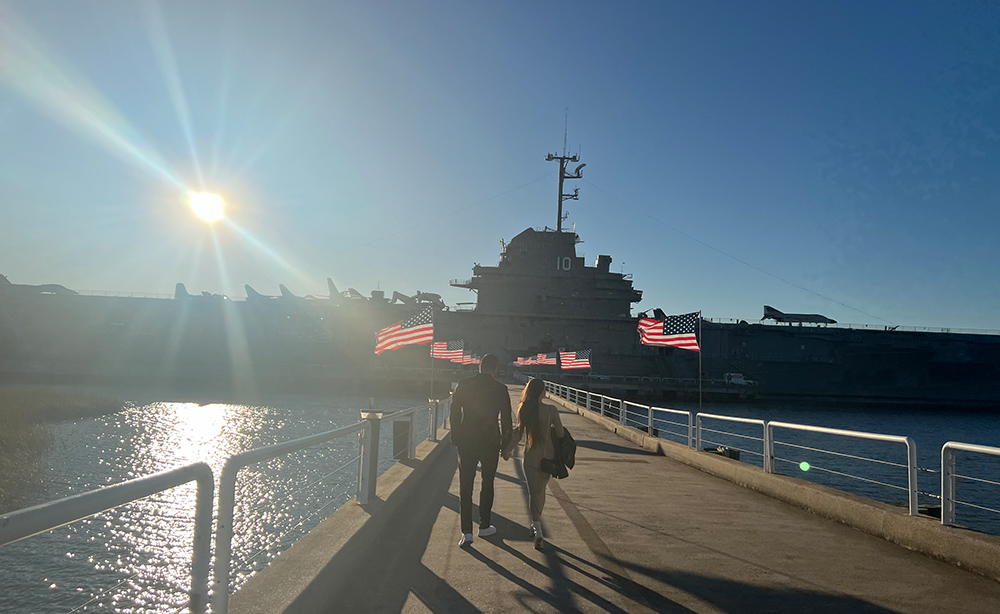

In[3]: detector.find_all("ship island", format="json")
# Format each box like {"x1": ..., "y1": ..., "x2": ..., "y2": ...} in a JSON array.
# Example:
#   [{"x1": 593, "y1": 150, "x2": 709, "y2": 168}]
[{"x1": 2, "y1": 153, "x2": 1000, "y2": 408}]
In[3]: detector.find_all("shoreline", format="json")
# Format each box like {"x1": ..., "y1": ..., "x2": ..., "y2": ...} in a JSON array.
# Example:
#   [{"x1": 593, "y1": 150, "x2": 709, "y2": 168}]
[{"x1": 0, "y1": 389, "x2": 125, "y2": 423}]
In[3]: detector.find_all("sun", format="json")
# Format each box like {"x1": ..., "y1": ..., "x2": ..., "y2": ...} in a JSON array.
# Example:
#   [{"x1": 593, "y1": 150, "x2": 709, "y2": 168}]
[{"x1": 189, "y1": 192, "x2": 225, "y2": 222}]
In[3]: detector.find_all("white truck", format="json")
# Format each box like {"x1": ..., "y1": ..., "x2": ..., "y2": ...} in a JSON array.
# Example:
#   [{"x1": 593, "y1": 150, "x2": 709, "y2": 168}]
[{"x1": 724, "y1": 373, "x2": 757, "y2": 386}]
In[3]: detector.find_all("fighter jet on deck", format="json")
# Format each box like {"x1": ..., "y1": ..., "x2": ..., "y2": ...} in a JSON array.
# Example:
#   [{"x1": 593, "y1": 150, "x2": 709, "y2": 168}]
[
  {"x1": 245, "y1": 285, "x2": 278, "y2": 300},
  {"x1": 174, "y1": 283, "x2": 227, "y2": 300},
  {"x1": 415, "y1": 291, "x2": 445, "y2": 308},
  {"x1": 279, "y1": 284, "x2": 321, "y2": 301},
  {"x1": 762, "y1": 305, "x2": 837, "y2": 325},
  {"x1": 1, "y1": 274, "x2": 78, "y2": 296}
]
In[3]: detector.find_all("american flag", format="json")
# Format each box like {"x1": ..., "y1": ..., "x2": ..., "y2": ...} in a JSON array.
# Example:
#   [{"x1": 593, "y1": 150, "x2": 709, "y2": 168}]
[
  {"x1": 638, "y1": 312, "x2": 700, "y2": 351},
  {"x1": 514, "y1": 356, "x2": 526, "y2": 366},
  {"x1": 460, "y1": 353, "x2": 476, "y2": 365},
  {"x1": 430, "y1": 339, "x2": 464, "y2": 360},
  {"x1": 559, "y1": 349, "x2": 592, "y2": 370},
  {"x1": 537, "y1": 352, "x2": 558, "y2": 365},
  {"x1": 374, "y1": 307, "x2": 434, "y2": 355},
  {"x1": 524, "y1": 355, "x2": 538, "y2": 365}
]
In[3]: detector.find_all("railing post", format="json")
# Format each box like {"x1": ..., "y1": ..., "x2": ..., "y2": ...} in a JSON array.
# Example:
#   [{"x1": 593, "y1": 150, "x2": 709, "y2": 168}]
[
  {"x1": 942, "y1": 445, "x2": 956, "y2": 526},
  {"x1": 429, "y1": 400, "x2": 439, "y2": 442},
  {"x1": 905, "y1": 437, "x2": 918, "y2": 516},
  {"x1": 696, "y1": 414, "x2": 703, "y2": 450},
  {"x1": 359, "y1": 417, "x2": 379, "y2": 505},
  {"x1": 586, "y1": 391, "x2": 591, "y2": 412},
  {"x1": 408, "y1": 413, "x2": 417, "y2": 459},
  {"x1": 600, "y1": 396, "x2": 606, "y2": 417},
  {"x1": 648, "y1": 405, "x2": 654, "y2": 436},
  {"x1": 687, "y1": 412, "x2": 694, "y2": 449},
  {"x1": 189, "y1": 471, "x2": 214, "y2": 614},
  {"x1": 619, "y1": 400, "x2": 626, "y2": 426},
  {"x1": 763, "y1": 422, "x2": 773, "y2": 472},
  {"x1": 213, "y1": 463, "x2": 239, "y2": 614}
]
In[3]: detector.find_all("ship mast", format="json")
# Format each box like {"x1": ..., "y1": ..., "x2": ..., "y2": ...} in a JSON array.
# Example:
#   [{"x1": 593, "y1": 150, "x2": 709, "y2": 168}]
[{"x1": 545, "y1": 152, "x2": 585, "y2": 232}]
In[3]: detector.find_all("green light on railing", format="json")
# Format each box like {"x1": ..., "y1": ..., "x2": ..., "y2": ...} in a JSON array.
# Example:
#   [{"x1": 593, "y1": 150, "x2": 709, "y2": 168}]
[{"x1": 799, "y1": 461, "x2": 811, "y2": 472}]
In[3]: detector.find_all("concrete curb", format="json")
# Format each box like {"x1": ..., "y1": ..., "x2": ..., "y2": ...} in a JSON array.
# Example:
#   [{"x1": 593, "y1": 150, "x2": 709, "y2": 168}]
[
  {"x1": 549, "y1": 395, "x2": 1000, "y2": 584},
  {"x1": 230, "y1": 426, "x2": 455, "y2": 614}
]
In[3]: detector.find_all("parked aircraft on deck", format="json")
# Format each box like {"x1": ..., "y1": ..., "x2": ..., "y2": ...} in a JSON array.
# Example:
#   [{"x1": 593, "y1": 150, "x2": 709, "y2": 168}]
[
  {"x1": 174, "y1": 283, "x2": 228, "y2": 300},
  {"x1": 1, "y1": 274, "x2": 78, "y2": 296},
  {"x1": 762, "y1": 305, "x2": 837, "y2": 324},
  {"x1": 245, "y1": 285, "x2": 279, "y2": 301}
]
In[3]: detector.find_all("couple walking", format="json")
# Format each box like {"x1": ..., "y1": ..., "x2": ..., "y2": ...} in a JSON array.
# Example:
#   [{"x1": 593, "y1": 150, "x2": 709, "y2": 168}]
[{"x1": 450, "y1": 354, "x2": 565, "y2": 549}]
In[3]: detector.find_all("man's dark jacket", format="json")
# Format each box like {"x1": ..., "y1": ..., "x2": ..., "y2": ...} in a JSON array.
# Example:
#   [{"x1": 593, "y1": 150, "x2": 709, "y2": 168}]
[
  {"x1": 545, "y1": 427, "x2": 577, "y2": 479},
  {"x1": 450, "y1": 373, "x2": 512, "y2": 451}
]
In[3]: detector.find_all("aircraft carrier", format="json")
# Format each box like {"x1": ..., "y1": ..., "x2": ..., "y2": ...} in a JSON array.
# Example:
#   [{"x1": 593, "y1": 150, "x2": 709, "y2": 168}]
[{"x1": 3, "y1": 153, "x2": 1000, "y2": 406}]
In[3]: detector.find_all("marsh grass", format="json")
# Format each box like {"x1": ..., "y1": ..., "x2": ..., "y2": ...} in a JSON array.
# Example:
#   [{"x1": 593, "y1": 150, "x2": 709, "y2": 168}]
[{"x1": 0, "y1": 389, "x2": 123, "y2": 512}]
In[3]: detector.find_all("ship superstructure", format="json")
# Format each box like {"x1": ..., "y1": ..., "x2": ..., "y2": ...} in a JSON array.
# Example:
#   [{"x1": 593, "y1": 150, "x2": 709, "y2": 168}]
[
  {"x1": 436, "y1": 151, "x2": 649, "y2": 365},
  {"x1": 451, "y1": 228, "x2": 641, "y2": 318}
]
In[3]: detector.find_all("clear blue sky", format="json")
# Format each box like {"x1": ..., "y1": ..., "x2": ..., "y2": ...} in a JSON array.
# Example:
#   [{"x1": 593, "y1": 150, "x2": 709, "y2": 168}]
[{"x1": 2, "y1": 1, "x2": 998, "y2": 330}]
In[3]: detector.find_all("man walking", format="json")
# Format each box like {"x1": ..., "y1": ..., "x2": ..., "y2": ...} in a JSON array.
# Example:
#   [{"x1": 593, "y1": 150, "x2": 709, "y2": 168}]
[{"x1": 450, "y1": 354, "x2": 512, "y2": 546}]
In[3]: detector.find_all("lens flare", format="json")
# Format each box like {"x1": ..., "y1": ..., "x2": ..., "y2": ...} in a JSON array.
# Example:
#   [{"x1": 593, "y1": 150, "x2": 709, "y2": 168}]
[
  {"x1": 189, "y1": 193, "x2": 224, "y2": 222},
  {"x1": 799, "y1": 461, "x2": 811, "y2": 472}
]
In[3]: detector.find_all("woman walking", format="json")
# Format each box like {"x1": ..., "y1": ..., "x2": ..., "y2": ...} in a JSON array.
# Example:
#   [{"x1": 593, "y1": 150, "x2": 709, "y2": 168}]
[{"x1": 503, "y1": 377, "x2": 565, "y2": 550}]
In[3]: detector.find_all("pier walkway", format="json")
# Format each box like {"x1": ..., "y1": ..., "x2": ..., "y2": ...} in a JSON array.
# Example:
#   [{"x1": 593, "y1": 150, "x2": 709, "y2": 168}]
[{"x1": 238, "y1": 385, "x2": 1000, "y2": 613}]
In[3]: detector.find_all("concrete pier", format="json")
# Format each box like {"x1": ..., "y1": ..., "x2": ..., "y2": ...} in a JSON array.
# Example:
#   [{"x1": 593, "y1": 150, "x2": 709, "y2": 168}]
[{"x1": 233, "y1": 385, "x2": 1000, "y2": 613}]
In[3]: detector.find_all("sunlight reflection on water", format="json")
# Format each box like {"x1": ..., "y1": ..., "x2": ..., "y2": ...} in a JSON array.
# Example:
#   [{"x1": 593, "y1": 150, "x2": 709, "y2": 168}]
[{"x1": 0, "y1": 394, "x2": 427, "y2": 613}]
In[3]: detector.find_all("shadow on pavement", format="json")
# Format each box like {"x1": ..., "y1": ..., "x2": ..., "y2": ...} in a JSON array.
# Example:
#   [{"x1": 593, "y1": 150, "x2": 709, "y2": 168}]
[
  {"x1": 575, "y1": 439, "x2": 659, "y2": 456},
  {"x1": 328, "y1": 446, "x2": 481, "y2": 614},
  {"x1": 611, "y1": 557, "x2": 905, "y2": 614}
]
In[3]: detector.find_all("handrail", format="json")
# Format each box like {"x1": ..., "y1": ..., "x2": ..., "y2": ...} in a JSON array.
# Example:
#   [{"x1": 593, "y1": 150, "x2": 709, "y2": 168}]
[
  {"x1": 213, "y1": 422, "x2": 370, "y2": 614},
  {"x1": 697, "y1": 413, "x2": 767, "y2": 468},
  {"x1": 651, "y1": 406, "x2": 695, "y2": 448},
  {"x1": 941, "y1": 442, "x2": 1000, "y2": 526},
  {"x1": 0, "y1": 463, "x2": 214, "y2": 613},
  {"x1": 544, "y1": 379, "x2": 923, "y2": 515},
  {"x1": 767, "y1": 421, "x2": 918, "y2": 515}
]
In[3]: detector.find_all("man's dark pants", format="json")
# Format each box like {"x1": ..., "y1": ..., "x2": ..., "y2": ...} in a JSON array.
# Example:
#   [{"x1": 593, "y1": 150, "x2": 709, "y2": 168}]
[{"x1": 457, "y1": 444, "x2": 500, "y2": 534}]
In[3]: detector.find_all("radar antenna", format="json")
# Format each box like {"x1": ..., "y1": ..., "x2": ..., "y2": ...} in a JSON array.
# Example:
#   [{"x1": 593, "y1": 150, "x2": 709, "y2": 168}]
[{"x1": 545, "y1": 148, "x2": 585, "y2": 233}]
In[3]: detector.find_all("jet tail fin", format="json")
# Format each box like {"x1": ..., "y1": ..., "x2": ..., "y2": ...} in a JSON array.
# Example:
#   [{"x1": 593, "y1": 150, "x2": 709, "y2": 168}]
[
  {"x1": 279, "y1": 284, "x2": 297, "y2": 299},
  {"x1": 175, "y1": 283, "x2": 191, "y2": 299},
  {"x1": 762, "y1": 305, "x2": 783, "y2": 321},
  {"x1": 245, "y1": 284, "x2": 263, "y2": 299},
  {"x1": 327, "y1": 277, "x2": 340, "y2": 297}
]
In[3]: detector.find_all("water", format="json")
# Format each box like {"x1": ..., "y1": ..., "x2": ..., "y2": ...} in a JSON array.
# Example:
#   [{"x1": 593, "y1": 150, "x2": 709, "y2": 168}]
[{"x1": 0, "y1": 391, "x2": 431, "y2": 614}]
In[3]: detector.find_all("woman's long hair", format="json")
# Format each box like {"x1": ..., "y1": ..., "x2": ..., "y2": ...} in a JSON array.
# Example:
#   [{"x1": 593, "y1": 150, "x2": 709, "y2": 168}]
[{"x1": 516, "y1": 378, "x2": 546, "y2": 448}]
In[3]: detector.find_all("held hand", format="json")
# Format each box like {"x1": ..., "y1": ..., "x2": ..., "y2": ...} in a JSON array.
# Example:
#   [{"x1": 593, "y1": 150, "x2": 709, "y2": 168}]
[{"x1": 502, "y1": 452, "x2": 511, "y2": 461}]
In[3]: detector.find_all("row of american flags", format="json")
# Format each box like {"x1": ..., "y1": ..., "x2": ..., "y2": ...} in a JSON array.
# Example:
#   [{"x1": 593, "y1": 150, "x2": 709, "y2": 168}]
[
  {"x1": 373, "y1": 307, "x2": 702, "y2": 364},
  {"x1": 513, "y1": 349, "x2": 592, "y2": 370}
]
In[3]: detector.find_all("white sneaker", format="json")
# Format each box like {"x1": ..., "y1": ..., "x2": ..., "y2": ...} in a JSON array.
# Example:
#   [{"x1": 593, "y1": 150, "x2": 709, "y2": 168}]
[
  {"x1": 458, "y1": 533, "x2": 474, "y2": 547},
  {"x1": 478, "y1": 525, "x2": 497, "y2": 537}
]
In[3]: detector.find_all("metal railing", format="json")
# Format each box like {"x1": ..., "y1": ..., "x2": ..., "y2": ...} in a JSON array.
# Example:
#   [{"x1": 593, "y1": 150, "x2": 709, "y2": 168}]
[
  {"x1": 653, "y1": 406, "x2": 695, "y2": 449},
  {"x1": 941, "y1": 442, "x2": 1000, "y2": 526},
  {"x1": 697, "y1": 413, "x2": 768, "y2": 470},
  {"x1": 766, "y1": 422, "x2": 918, "y2": 515},
  {"x1": 214, "y1": 396, "x2": 451, "y2": 614},
  {"x1": 544, "y1": 381, "x2": 923, "y2": 516},
  {"x1": 212, "y1": 422, "x2": 371, "y2": 614},
  {"x1": 0, "y1": 463, "x2": 214, "y2": 613}
]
